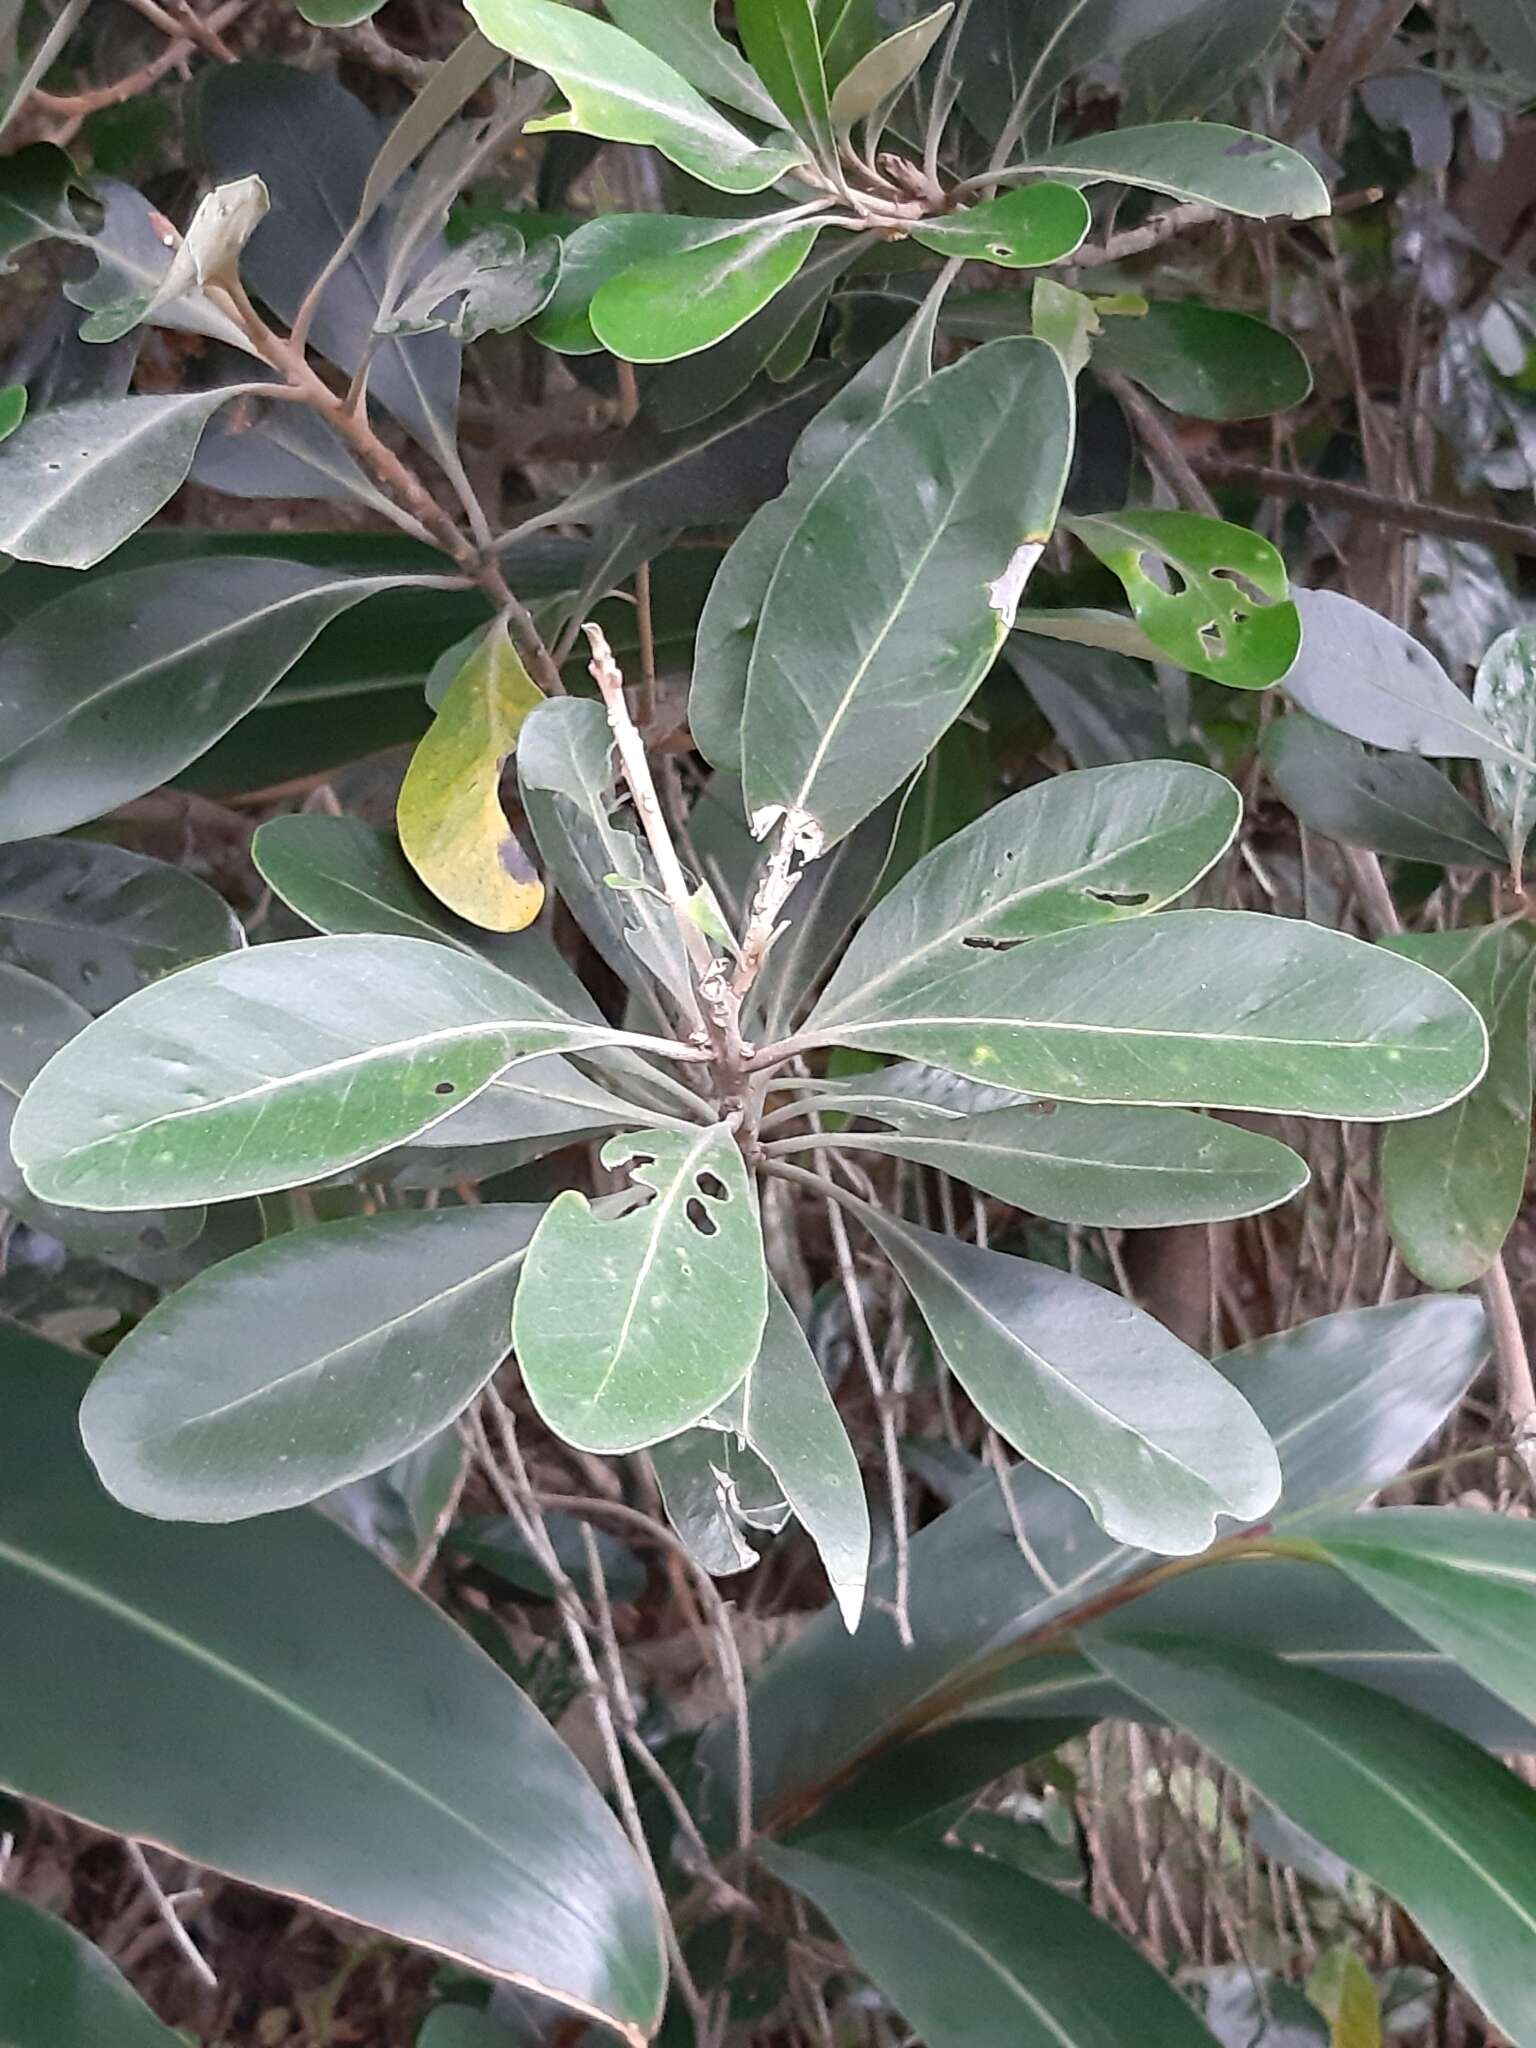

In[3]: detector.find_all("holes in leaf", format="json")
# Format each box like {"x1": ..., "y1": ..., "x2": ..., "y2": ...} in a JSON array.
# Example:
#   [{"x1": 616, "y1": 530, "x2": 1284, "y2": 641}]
[
  {"x1": 685, "y1": 1197, "x2": 720, "y2": 1237},
  {"x1": 962, "y1": 935, "x2": 1025, "y2": 951},
  {"x1": 697, "y1": 1170, "x2": 730, "y2": 1202},
  {"x1": 434, "y1": 1081, "x2": 457, "y2": 1096},
  {"x1": 1085, "y1": 888, "x2": 1150, "y2": 907}
]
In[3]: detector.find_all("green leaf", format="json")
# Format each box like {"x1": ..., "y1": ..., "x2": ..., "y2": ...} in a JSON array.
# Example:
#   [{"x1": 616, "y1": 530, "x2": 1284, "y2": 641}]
[
  {"x1": 466, "y1": 0, "x2": 806, "y2": 192},
  {"x1": 1123, "y1": 0, "x2": 1292, "y2": 121},
  {"x1": 0, "y1": 836, "x2": 244, "y2": 1011},
  {"x1": 515, "y1": 1124, "x2": 767, "y2": 1453},
  {"x1": 1299, "y1": 1507, "x2": 1536, "y2": 1747},
  {"x1": 0, "y1": 1893, "x2": 183, "y2": 2047},
  {"x1": 760, "y1": 1835, "x2": 1220, "y2": 2046},
  {"x1": 398, "y1": 620, "x2": 545, "y2": 934},
  {"x1": 0, "y1": 559, "x2": 401, "y2": 841},
  {"x1": 450, "y1": 1509, "x2": 647, "y2": 1605},
  {"x1": 1474, "y1": 625, "x2": 1536, "y2": 884},
  {"x1": 1020, "y1": 122, "x2": 1330, "y2": 219},
  {"x1": 910, "y1": 182, "x2": 1091, "y2": 266},
  {"x1": 1085, "y1": 1633, "x2": 1536, "y2": 2048},
  {"x1": 1286, "y1": 590, "x2": 1528, "y2": 765},
  {"x1": 589, "y1": 218, "x2": 825, "y2": 364},
  {"x1": 81, "y1": 1207, "x2": 545, "y2": 1520},
  {"x1": 0, "y1": 1319, "x2": 665, "y2": 2039},
  {"x1": 0, "y1": 143, "x2": 91, "y2": 272},
  {"x1": 0, "y1": 384, "x2": 24, "y2": 440},
  {"x1": 801, "y1": 1102, "x2": 1309, "y2": 1228},
  {"x1": 12, "y1": 935, "x2": 670, "y2": 1209},
  {"x1": 812, "y1": 760, "x2": 1240, "y2": 1028},
  {"x1": 324, "y1": 1426, "x2": 467, "y2": 1579},
  {"x1": 858, "y1": 1206, "x2": 1279, "y2": 1554},
  {"x1": 1381, "y1": 924, "x2": 1536, "y2": 1289},
  {"x1": 736, "y1": 0, "x2": 836, "y2": 163},
  {"x1": 603, "y1": 0, "x2": 783, "y2": 122},
  {"x1": 0, "y1": 390, "x2": 244, "y2": 568},
  {"x1": 1261, "y1": 714, "x2": 1509, "y2": 871},
  {"x1": 1069, "y1": 508, "x2": 1299, "y2": 688},
  {"x1": 1306, "y1": 1951, "x2": 1381, "y2": 2048},
  {"x1": 651, "y1": 1428, "x2": 770, "y2": 1575},
  {"x1": 0, "y1": 962, "x2": 204, "y2": 1263},
  {"x1": 808, "y1": 908, "x2": 1488, "y2": 1121},
  {"x1": 690, "y1": 286, "x2": 948, "y2": 773},
  {"x1": 296, "y1": 0, "x2": 387, "y2": 20},
  {"x1": 533, "y1": 216, "x2": 727, "y2": 355},
  {"x1": 719, "y1": 1282, "x2": 870, "y2": 1629},
  {"x1": 1093, "y1": 299, "x2": 1312, "y2": 421},
  {"x1": 828, "y1": 5, "x2": 953, "y2": 128},
  {"x1": 816, "y1": 0, "x2": 880, "y2": 82},
  {"x1": 743, "y1": 336, "x2": 1074, "y2": 848}
]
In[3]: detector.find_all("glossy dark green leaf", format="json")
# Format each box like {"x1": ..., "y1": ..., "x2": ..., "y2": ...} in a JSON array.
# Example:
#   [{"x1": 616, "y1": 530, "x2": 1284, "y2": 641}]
[
  {"x1": 801, "y1": 1102, "x2": 1308, "y2": 1227},
  {"x1": 1093, "y1": 300, "x2": 1312, "y2": 420},
  {"x1": 742, "y1": 337, "x2": 1074, "y2": 848},
  {"x1": 737, "y1": 0, "x2": 836, "y2": 161},
  {"x1": 515, "y1": 1125, "x2": 767, "y2": 1453},
  {"x1": 1262, "y1": 715, "x2": 1508, "y2": 870},
  {"x1": 0, "y1": 1893, "x2": 183, "y2": 2047},
  {"x1": 0, "y1": 390, "x2": 243, "y2": 568},
  {"x1": 1381, "y1": 924, "x2": 1536, "y2": 1289},
  {"x1": 1020, "y1": 123, "x2": 1329, "y2": 219},
  {"x1": 0, "y1": 560, "x2": 400, "y2": 841},
  {"x1": 81, "y1": 1207, "x2": 544, "y2": 1520},
  {"x1": 12, "y1": 935, "x2": 676, "y2": 1209},
  {"x1": 467, "y1": 0, "x2": 805, "y2": 192},
  {"x1": 1070, "y1": 508, "x2": 1299, "y2": 687},
  {"x1": 590, "y1": 218, "x2": 824, "y2": 364},
  {"x1": 0, "y1": 144, "x2": 91, "y2": 271},
  {"x1": 761, "y1": 1835, "x2": 1219, "y2": 2046},
  {"x1": 1474, "y1": 626, "x2": 1536, "y2": 883},
  {"x1": 828, "y1": 5, "x2": 952, "y2": 127},
  {"x1": 810, "y1": 909, "x2": 1487, "y2": 1121},
  {"x1": 910, "y1": 183, "x2": 1091, "y2": 266},
  {"x1": 603, "y1": 0, "x2": 782, "y2": 122},
  {"x1": 729, "y1": 1295, "x2": 1488, "y2": 1832},
  {"x1": 690, "y1": 288, "x2": 947, "y2": 773},
  {"x1": 1087, "y1": 1633, "x2": 1536, "y2": 2046},
  {"x1": 860, "y1": 1206, "x2": 1279, "y2": 1553},
  {"x1": 0, "y1": 837, "x2": 244, "y2": 1011},
  {"x1": 1286, "y1": 590, "x2": 1527, "y2": 765},
  {"x1": 0, "y1": 1320, "x2": 665, "y2": 2039},
  {"x1": 813, "y1": 761, "x2": 1240, "y2": 1028}
]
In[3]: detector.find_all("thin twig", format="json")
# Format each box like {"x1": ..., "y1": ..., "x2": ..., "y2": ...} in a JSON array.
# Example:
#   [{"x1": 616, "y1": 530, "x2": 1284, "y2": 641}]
[
  {"x1": 124, "y1": 1843, "x2": 217, "y2": 1991},
  {"x1": 1193, "y1": 460, "x2": 1536, "y2": 561}
]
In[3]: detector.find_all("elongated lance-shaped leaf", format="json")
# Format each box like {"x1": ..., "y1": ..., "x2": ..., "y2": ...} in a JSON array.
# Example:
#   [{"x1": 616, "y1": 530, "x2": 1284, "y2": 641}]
[
  {"x1": 1017, "y1": 122, "x2": 1330, "y2": 218},
  {"x1": 0, "y1": 1893, "x2": 183, "y2": 2048},
  {"x1": 690, "y1": 283, "x2": 950, "y2": 774},
  {"x1": 795, "y1": 1101, "x2": 1308, "y2": 1229},
  {"x1": 910, "y1": 183, "x2": 1091, "y2": 265},
  {"x1": 1262, "y1": 714, "x2": 1509, "y2": 870},
  {"x1": 0, "y1": 1321, "x2": 666, "y2": 2040},
  {"x1": 714, "y1": 1282, "x2": 870, "y2": 1630},
  {"x1": 760, "y1": 1835, "x2": 1221, "y2": 2047},
  {"x1": 737, "y1": 0, "x2": 836, "y2": 162},
  {"x1": 1381, "y1": 924, "x2": 1536, "y2": 1289},
  {"x1": 1086, "y1": 1633, "x2": 1536, "y2": 2047},
  {"x1": 1474, "y1": 626, "x2": 1536, "y2": 884},
  {"x1": 742, "y1": 336, "x2": 1074, "y2": 849},
  {"x1": 809, "y1": 908, "x2": 1487, "y2": 1121},
  {"x1": 858, "y1": 1206, "x2": 1279, "y2": 1554},
  {"x1": 0, "y1": 560, "x2": 406, "y2": 843},
  {"x1": 11, "y1": 934, "x2": 688, "y2": 1210},
  {"x1": 1296, "y1": 1508, "x2": 1536, "y2": 1741},
  {"x1": 603, "y1": 0, "x2": 782, "y2": 122},
  {"x1": 813, "y1": 761, "x2": 1240, "y2": 1027},
  {"x1": 398, "y1": 620, "x2": 545, "y2": 934},
  {"x1": 722, "y1": 1295, "x2": 1488, "y2": 1831},
  {"x1": 516, "y1": 1124, "x2": 768, "y2": 1453},
  {"x1": 465, "y1": 0, "x2": 806, "y2": 193},
  {"x1": 828, "y1": 5, "x2": 953, "y2": 127},
  {"x1": 589, "y1": 217, "x2": 825, "y2": 364},
  {"x1": 81, "y1": 1207, "x2": 546, "y2": 1521},
  {"x1": 0, "y1": 388, "x2": 245, "y2": 567}
]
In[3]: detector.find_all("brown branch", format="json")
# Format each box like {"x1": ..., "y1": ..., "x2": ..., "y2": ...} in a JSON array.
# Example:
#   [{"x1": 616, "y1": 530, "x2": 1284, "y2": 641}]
[
  {"x1": 1193, "y1": 459, "x2": 1536, "y2": 561},
  {"x1": 29, "y1": 0, "x2": 245, "y2": 116},
  {"x1": 123, "y1": 0, "x2": 236, "y2": 63}
]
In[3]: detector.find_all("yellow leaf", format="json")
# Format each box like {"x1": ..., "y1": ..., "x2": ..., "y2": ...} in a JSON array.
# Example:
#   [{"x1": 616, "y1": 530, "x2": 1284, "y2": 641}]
[
  {"x1": 1306, "y1": 1949, "x2": 1382, "y2": 2048},
  {"x1": 397, "y1": 619, "x2": 545, "y2": 932}
]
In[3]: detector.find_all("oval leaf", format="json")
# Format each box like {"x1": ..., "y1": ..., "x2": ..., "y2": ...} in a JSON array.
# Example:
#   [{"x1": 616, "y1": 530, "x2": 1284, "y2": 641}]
[
  {"x1": 1262, "y1": 714, "x2": 1509, "y2": 870},
  {"x1": 515, "y1": 1124, "x2": 768, "y2": 1453},
  {"x1": 590, "y1": 218, "x2": 823, "y2": 364},
  {"x1": 81, "y1": 1206, "x2": 545, "y2": 1520},
  {"x1": 0, "y1": 1321, "x2": 665, "y2": 2039},
  {"x1": 1021, "y1": 122, "x2": 1330, "y2": 218},
  {"x1": 1093, "y1": 299, "x2": 1313, "y2": 421},
  {"x1": 860, "y1": 1207, "x2": 1280, "y2": 1553},
  {"x1": 910, "y1": 182, "x2": 1091, "y2": 266},
  {"x1": 810, "y1": 908, "x2": 1488, "y2": 1121},
  {"x1": 742, "y1": 336, "x2": 1074, "y2": 848},
  {"x1": 398, "y1": 620, "x2": 545, "y2": 934}
]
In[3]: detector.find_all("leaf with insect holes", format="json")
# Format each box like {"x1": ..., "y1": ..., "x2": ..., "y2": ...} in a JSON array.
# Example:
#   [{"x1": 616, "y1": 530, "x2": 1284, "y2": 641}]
[
  {"x1": 1474, "y1": 626, "x2": 1536, "y2": 885},
  {"x1": 910, "y1": 183, "x2": 1091, "y2": 266},
  {"x1": 465, "y1": 0, "x2": 806, "y2": 194},
  {"x1": 397, "y1": 620, "x2": 545, "y2": 934},
  {"x1": 1068, "y1": 507, "x2": 1299, "y2": 687},
  {"x1": 514, "y1": 1124, "x2": 768, "y2": 1454}
]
